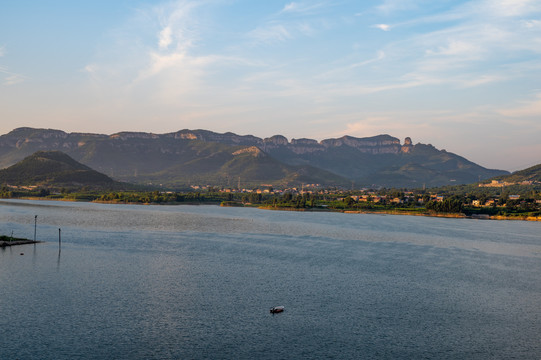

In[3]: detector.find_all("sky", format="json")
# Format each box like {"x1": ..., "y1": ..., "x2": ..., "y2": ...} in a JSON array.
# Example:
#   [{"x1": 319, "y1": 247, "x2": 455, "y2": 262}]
[{"x1": 1, "y1": 0, "x2": 540, "y2": 171}]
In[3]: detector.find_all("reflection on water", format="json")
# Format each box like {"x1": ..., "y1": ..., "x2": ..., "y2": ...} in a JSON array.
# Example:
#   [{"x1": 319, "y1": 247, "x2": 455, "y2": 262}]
[{"x1": 0, "y1": 199, "x2": 540, "y2": 359}]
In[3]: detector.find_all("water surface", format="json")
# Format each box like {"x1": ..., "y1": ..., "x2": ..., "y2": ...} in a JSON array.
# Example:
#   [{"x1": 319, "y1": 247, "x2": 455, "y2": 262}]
[{"x1": 1, "y1": 200, "x2": 540, "y2": 359}]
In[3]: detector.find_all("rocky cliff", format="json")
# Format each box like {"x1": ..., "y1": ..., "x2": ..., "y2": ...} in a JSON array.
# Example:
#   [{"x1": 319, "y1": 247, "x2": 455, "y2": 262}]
[{"x1": 0, "y1": 127, "x2": 508, "y2": 188}]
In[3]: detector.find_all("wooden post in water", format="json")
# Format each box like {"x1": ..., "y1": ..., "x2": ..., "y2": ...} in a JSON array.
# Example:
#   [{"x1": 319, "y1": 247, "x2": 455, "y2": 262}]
[
  {"x1": 58, "y1": 228, "x2": 61, "y2": 247},
  {"x1": 34, "y1": 215, "x2": 37, "y2": 242}
]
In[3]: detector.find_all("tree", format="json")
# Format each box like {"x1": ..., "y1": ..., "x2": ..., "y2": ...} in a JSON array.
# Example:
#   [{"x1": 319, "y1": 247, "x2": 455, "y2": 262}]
[
  {"x1": 498, "y1": 191, "x2": 509, "y2": 206},
  {"x1": 344, "y1": 196, "x2": 355, "y2": 207},
  {"x1": 425, "y1": 198, "x2": 463, "y2": 213}
]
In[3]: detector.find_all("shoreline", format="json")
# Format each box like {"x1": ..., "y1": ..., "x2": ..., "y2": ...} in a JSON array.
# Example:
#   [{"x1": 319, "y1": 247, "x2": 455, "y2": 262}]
[
  {"x1": 257, "y1": 206, "x2": 541, "y2": 221},
  {"x1": 3, "y1": 197, "x2": 540, "y2": 222},
  {"x1": 0, "y1": 238, "x2": 42, "y2": 247}
]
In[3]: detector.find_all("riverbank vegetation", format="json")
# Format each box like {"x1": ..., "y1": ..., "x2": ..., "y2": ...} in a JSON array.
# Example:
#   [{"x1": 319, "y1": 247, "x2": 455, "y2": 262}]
[{"x1": 2, "y1": 183, "x2": 540, "y2": 220}]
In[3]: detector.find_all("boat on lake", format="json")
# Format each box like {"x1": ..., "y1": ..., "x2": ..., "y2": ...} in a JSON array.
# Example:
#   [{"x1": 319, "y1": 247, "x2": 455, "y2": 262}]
[{"x1": 270, "y1": 306, "x2": 284, "y2": 313}]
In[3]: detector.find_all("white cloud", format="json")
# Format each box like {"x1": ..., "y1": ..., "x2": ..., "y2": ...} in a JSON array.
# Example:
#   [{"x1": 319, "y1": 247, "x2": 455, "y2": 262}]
[
  {"x1": 521, "y1": 19, "x2": 541, "y2": 29},
  {"x1": 144, "y1": 52, "x2": 186, "y2": 79},
  {"x1": 85, "y1": 1, "x2": 207, "y2": 84},
  {"x1": 282, "y1": 2, "x2": 299, "y2": 13},
  {"x1": 153, "y1": 1, "x2": 199, "y2": 54},
  {"x1": 158, "y1": 26, "x2": 173, "y2": 49},
  {"x1": 485, "y1": 0, "x2": 541, "y2": 17},
  {"x1": 426, "y1": 40, "x2": 477, "y2": 57},
  {"x1": 84, "y1": 64, "x2": 98, "y2": 73},
  {"x1": 374, "y1": 24, "x2": 391, "y2": 31}
]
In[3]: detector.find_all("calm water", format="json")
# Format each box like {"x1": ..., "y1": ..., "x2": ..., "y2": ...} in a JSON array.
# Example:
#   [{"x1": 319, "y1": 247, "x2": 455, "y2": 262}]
[{"x1": 0, "y1": 199, "x2": 540, "y2": 359}]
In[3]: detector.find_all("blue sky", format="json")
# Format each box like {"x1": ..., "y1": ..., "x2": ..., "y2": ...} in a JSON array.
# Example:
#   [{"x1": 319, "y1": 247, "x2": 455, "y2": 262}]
[{"x1": 1, "y1": 0, "x2": 540, "y2": 171}]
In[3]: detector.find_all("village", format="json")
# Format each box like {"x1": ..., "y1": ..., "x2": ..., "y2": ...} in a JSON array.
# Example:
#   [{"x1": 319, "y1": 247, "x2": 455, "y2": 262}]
[{"x1": 186, "y1": 182, "x2": 541, "y2": 215}]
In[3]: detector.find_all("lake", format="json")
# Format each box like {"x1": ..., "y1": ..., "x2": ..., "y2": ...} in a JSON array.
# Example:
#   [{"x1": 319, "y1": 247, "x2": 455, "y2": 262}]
[{"x1": 1, "y1": 199, "x2": 540, "y2": 359}]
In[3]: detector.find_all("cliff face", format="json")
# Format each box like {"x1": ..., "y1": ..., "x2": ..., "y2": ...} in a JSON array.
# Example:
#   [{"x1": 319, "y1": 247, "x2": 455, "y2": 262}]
[
  {"x1": 0, "y1": 128, "x2": 408, "y2": 158},
  {"x1": 0, "y1": 127, "x2": 508, "y2": 188},
  {"x1": 401, "y1": 137, "x2": 413, "y2": 153},
  {"x1": 320, "y1": 135, "x2": 401, "y2": 153},
  {"x1": 169, "y1": 129, "x2": 262, "y2": 146},
  {"x1": 160, "y1": 130, "x2": 406, "y2": 155}
]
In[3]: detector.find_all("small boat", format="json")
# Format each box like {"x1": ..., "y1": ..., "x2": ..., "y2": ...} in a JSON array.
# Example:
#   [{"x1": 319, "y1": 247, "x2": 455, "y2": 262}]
[{"x1": 270, "y1": 306, "x2": 285, "y2": 313}]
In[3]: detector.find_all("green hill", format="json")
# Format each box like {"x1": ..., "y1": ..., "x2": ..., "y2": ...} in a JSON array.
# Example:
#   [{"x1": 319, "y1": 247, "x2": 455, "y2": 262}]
[
  {"x1": 0, "y1": 151, "x2": 120, "y2": 189},
  {"x1": 123, "y1": 144, "x2": 349, "y2": 188},
  {"x1": 491, "y1": 164, "x2": 541, "y2": 183}
]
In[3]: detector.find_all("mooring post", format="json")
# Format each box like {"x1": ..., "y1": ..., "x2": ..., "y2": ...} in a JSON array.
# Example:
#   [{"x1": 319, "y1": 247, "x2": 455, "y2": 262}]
[
  {"x1": 34, "y1": 215, "x2": 37, "y2": 242},
  {"x1": 58, "y1": 228, "x2": 61, "y2": 247}
]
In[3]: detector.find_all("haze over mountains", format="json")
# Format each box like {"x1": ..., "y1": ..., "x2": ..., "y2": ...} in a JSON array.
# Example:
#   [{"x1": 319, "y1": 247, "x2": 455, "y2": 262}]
[{"x1": 0, "y1": 127, "x2": 508, "y2": 189}]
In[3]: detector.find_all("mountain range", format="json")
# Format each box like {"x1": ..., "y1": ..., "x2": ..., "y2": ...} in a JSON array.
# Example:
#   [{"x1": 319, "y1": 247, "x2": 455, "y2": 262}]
[{"x1": 0, "y1": 127, "x2": 508, "y2": 189}]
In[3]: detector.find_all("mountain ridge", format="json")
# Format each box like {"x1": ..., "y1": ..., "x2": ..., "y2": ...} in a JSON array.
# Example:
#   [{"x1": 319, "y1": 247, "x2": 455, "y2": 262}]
[{"x1": 0, "y1": 127, "x2": 508, "y2": 188}]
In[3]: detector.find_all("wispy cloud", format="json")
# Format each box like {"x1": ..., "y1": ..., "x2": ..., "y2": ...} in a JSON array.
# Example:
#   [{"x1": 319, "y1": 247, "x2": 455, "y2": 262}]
[
  {"x1": 352, "y1": 51, "x2": 386, "y2": 68},
  {"x1": 363, "y1": 0, "x2": 541, "y2": 93},
  {"x1": 85, "y1": 1, "x2": 204, "y2": 83},
  {"x1": 281, "y1": 2, "x2": 329, "y2": 15},
  {"x1": 376, "y1": 0, "x2": 425, "y2": 14},
  {"x1": 73, "y1": 1, "x2": 541, "y2": 143},
  {"x1": 154, "y1": 1, "x2": 199, "y2": 52},
  {"x1": 83, "y1": 64, "x2": 98, "y2": 74},
  {"x1": 316, "y1": 51, "x2": 386, "y2": 81},
  {"x1": 247, "y1": 1, "x2": 331, "y2": 45},
  {"x1": 3, "y1": 73, "x2": 25, "y2": 86},
  {"x1": 498, "y1": 92, "x2": 541, "y2": 118},
  {"x1": 425, "y1": 40, "x2": 478, "y2": 57},
  {"x1": 0, "y1": 47, "x2": 26, "y2": 86},
  {"x1": 247, "y1": 24, "x2": 292, "y2": 44},
  {"x1": 521, "y1": 19, "x2": 541, "y2": 29},
  {"x1": 143, "y1": 52, "x2": 187, "y2": 79},
  {"x1": 485, "y1": 0, "x2": 541, "y2": 17}
]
